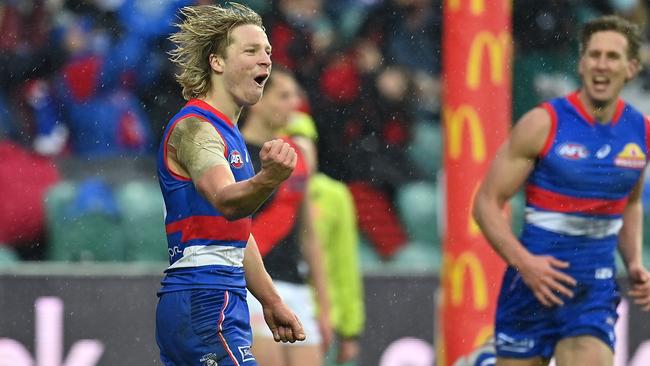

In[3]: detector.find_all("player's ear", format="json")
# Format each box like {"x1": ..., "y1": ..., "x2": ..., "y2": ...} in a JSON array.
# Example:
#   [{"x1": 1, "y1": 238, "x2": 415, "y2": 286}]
[
  {"x1": 209, "y1": 54, "x2": 225, "y2": 73},
  {"x1": 626, "y1": 58, "x2": 641, "y2": 82}
]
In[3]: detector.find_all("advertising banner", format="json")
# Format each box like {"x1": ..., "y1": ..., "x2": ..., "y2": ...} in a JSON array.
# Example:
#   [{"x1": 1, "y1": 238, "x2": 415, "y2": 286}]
[
  {"x1": 440, "y1": 0, "x2": 512, "y2": 364},
  {"x1": 1, "y1": 271, "x2": 649, "y2": 365}
]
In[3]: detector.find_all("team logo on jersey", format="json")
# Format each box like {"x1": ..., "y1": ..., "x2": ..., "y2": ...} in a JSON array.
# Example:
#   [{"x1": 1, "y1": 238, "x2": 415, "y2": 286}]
[
  {"x1": 229, "y1": 149, "x2": 244, "y2": 169},
  {"x1": 556, "y1": 143, "x2": 589, "y2": 160},
  {"x1": 239, "y1": 345, "x2": 255, "y2": 362},
  {"x1": 614, "y1": 143, "x2": 646, "y2": 169},
  {"x1": 200, "y1": 353, "x2": 219, "y2": 366}
]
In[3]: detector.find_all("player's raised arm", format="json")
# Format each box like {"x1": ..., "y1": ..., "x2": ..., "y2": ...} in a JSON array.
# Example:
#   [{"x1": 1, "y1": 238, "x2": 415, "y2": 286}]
[{"x1": 194, "y1": 138, "x2": 296, "y2": 220}]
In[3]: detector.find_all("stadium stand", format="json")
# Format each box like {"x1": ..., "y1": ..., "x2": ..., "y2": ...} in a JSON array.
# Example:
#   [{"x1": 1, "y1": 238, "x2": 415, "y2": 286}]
[
  {"x1": 45, "y1": 179, "x2": 126, "y2": 262},
  {"x1": 116, "y1": 180, "x2": 168, "y2": 262},
  {"x1": 396, "y1": 181, "x2": 439, "y2": 246},
  {"x1": 0, "y1": 244, "x2": 19, "y2": 266}
]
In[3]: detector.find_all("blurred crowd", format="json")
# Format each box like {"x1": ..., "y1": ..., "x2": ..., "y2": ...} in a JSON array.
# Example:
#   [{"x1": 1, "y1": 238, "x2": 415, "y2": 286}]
[{"x1": 3, "y1": 0, "x2": 650, "y2": 266}]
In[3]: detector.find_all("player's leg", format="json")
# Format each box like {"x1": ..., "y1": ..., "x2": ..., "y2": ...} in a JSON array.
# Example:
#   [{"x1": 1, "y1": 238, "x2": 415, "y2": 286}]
[
  {"x1": 554, "y1": 335, "x2": 613, "y2": 366},
  {"x1": 553, "y1": 278, "x2": 618, "y2": 366}
]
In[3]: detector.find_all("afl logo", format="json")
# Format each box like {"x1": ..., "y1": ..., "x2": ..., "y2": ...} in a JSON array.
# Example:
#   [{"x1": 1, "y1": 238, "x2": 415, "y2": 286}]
[
  {"x1": 229, "y1": 150, "x2": 244, "y2": 169},
  {"x1": 556, "y1": 143, "x2": 589, "y2": 160}
]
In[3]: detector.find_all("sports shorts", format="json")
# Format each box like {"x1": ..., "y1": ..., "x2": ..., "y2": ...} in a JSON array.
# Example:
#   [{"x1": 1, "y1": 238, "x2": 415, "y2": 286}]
[
  {"x1": 494, "y1": 267, "x2": 620, "y2": 359},
  {"x1": 156, "y1": 289, "x2": 257, "y2": 365}
]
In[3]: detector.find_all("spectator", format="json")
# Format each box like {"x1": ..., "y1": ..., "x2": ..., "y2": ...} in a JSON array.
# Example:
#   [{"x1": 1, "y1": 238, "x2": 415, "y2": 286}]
[{"x1": 29, "y1": 11, "x2": 152, "y2": 157}]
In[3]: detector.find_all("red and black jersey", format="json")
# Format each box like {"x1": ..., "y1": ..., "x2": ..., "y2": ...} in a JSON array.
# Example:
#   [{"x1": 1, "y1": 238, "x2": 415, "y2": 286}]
[{"x1": 247, "y1": 137, "x2": 309, "y2": 284}]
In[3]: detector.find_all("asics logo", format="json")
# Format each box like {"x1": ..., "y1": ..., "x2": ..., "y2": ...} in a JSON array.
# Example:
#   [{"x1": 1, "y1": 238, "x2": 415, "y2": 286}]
[{"x1": 596, "y1": 144, "x2": 611, "y2": 159}]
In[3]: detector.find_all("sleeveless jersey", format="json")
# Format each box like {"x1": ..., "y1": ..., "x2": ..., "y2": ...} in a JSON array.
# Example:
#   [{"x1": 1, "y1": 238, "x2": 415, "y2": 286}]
[
  {"x1": 157, "y1": 99, "x2": 255, "y2": 295},
  {"x1": 522, "y1": 91, "x2": 650, "y2": 279},
  {"x1": 247, "y1": 137, "x2": 309, "y2": 284}
]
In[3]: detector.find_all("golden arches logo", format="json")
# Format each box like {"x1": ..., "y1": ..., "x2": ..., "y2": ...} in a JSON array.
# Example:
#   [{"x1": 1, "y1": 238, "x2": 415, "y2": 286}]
[
  {"x1": 466, "y1": 31, "x2": 511, "y2": 89},
  {"x1": 444, "y1": 251, "x2": 488, "y2": 309},
  {"x1": 444, "y1": 104, "x2": 486, "y2": 162},
  {"x1": 447, "y1": 0, "x2": 485, "y2": 15}
]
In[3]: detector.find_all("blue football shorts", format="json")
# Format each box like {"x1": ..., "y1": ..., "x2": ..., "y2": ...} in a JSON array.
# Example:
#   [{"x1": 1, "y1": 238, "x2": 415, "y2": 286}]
[
  {"x1": 494, "y1": 267, "x2": 620, "y2": 359},
  {"x1": 156, "y1": 289, "x2": 257, "y2": 366}
]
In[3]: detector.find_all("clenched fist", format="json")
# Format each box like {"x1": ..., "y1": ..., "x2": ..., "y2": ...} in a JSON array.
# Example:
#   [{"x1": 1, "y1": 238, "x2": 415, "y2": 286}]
[{"x1": 257, "y1": 139, "x2": 297, "y2": 187}]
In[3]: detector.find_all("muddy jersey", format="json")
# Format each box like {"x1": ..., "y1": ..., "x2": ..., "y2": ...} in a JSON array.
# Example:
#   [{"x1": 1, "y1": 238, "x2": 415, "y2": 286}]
[
  {"x1": 157, "y1": 99, "x2": 254, "y2": 295},
  {"x1": 247, "y1": 137, "x2": 309, "y2": 284}
]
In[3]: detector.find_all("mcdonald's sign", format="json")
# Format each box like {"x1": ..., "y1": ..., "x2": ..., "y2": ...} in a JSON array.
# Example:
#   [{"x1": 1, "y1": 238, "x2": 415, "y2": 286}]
[
  {"x1": 444, "y1": 104, "x2": 486, "y2": 162},
  {"x1": 444, "y1": 251, "x2": 488, "y2": 310},
  {"x1": 466, "y1": 31, "x2": 511, "y2": 89},
  {"x1": 447, "y1": 0, "x2": 485, "y2": 15},
  {"x1": 441, "y1": 3, "x2": 510, "y2": 364}
]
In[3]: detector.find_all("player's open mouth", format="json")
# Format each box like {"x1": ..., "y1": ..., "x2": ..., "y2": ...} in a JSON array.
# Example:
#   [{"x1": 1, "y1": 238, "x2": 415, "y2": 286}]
[
  {"x1": 592, "y1": 76, "x2": 610, "y2": 90},
  {"x1": 254, "y1": 74, "x2": 269, "y2": 87}
]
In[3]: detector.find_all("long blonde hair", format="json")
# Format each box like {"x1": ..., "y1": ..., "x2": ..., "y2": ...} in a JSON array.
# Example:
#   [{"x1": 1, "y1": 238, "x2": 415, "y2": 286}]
[{"x1": 168, "y1": 3, "x2": 263, "y2": 100}]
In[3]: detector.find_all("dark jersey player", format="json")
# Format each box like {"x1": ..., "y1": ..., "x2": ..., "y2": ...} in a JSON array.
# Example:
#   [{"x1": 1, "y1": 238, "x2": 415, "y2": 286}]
[{"x1": 241, "y1": 67, "x2": 332, "y2": 366}]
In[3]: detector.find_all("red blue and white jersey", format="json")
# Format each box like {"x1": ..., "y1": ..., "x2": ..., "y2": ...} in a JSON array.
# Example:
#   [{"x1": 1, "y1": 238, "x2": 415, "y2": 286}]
[
  {"x1": 522, "y1": 91, "x2": 650, "y2": 279},
  {"x1": 156, "y1": 99, "x2": 254, "y2": 295}
]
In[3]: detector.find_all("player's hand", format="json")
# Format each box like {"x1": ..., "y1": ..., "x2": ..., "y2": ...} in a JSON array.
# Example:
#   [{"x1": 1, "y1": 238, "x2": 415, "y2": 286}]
[
  {"x1": 518, "y1": 254, "x2": 577, "y2": 307},
  {"x1": 257, "y1": 139, "x2": 297, "y2": 187},
  {"x1": 627, "y1": 264, "x2": 650, "y2": 311},
  {"x1": 262, "y1": 300, "x2": 306, "y2": 343},
  {"x1": 336, "y1": 337, "x2": 360, "y2": 364}
]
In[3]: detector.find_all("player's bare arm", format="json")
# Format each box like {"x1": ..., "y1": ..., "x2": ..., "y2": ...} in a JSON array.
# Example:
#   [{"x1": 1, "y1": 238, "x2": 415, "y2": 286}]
[
  {"x1": 168, "y1": 116, "x2": 229, "y2": 177},
  {"x1": 473, "y1": 107, "x2": 577, "y2": 307},
  {"x1": 171, "y1": 120, "x2": 296, "y2": 219},
  {"x1": 474, "y1": 107, "x2": 551, "y2": 265},
  {"x1": 243, "y1": 234, "x2": 306, "y2": 342},
  {"x1": 619, "y1": 177, "x2": 650, "y2": 310}
]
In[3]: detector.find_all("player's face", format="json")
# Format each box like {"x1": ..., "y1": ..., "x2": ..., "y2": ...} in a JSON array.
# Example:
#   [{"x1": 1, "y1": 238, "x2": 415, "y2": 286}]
[
  {"x1": 579, "y1": 30, "x2": 637, "y2": 107},
  {"x1": 222, "y1": 24, "x2": 272, "y2": 107},
  {"x1": 256, "y1": 73, "x2": 301, "y2": 130}
]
